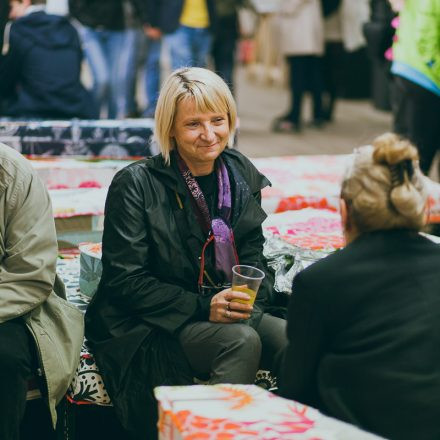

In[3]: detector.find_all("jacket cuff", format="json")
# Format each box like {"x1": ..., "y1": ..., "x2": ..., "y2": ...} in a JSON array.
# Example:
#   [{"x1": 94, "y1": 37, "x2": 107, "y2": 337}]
[{"x1": 197, "y1": 295, "x2": 213, "y2": 321}]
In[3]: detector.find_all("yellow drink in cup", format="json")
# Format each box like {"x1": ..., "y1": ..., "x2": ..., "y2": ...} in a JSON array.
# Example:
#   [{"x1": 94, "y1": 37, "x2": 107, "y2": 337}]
[
  {"x1": 231, "y1": 265, "x2": 265, "y2": 306},
  {"x1": 231, "y1": 285, "x2": 257, "y2": 305}
]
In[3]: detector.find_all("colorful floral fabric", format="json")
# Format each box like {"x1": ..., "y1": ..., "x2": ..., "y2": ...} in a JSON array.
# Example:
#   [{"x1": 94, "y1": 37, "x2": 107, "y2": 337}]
[
  {"x1": 252, "y1": 155, "x2": 440, "y2": 224},
  {"x1": 155, "y1": 384, "x2": 385, "y2": 439}
]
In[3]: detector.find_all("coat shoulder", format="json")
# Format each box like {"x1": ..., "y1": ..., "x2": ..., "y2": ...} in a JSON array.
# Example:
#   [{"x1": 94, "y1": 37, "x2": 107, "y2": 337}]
[
  {"x1": 223, "y1": 149, "x2": 271, "y2": 192},
  {"x1": 0, "y1": 144, "x2": 36, "y2": 187},
  {"x1": 111, "y1": 156, "x2": 160, "y2": 186}
]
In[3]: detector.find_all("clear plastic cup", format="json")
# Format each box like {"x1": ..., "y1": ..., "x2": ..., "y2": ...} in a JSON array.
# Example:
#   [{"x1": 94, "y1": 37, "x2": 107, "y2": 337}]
[{"x1": 231, "y1": 264, "x2": 265, "y2": 306}]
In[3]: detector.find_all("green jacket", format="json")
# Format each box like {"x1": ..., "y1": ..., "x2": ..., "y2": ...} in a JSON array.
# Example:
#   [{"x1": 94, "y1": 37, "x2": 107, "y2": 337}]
[
  {"x1": 392, "y1": 0, "x2": 440, "y2": 95},
  {"x1": 0, "y1": 144, "x2": 84, "y2": 427}
]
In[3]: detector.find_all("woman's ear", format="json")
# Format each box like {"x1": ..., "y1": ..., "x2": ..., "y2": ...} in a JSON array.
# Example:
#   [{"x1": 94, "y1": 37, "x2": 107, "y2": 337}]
[
  {"x1": 340, "y1": 198, "x2": 359, "y2": 244},
  {"x1": 340, "y1": 198, "x2": 348, "y2": 230},
  {"x1": 423, "y1": 199, "x2": 430, "y2": 225}
]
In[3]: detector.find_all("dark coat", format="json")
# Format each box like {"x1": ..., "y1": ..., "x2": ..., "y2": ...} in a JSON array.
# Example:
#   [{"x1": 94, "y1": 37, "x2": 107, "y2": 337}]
[
  {"x1": 145, "y1": 0, "x2": 217, "y2": 34},
  {"x1": 69, "y1": 0, "x2": 149, "y2": 30},
  {"x1": 278, "y1": 229, "x2": 440, "y2": 440},
  {"x1": 0, "y1": 11, "x2": 97, "y2": 119},
  {"x1": 85, "y1": 149, "x2": 280, "y2": 439}
]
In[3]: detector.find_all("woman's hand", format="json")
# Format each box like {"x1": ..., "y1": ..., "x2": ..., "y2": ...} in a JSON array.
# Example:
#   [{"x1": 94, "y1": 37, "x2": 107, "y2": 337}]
[{"x1": 209, "y1": 288, "x2": 253, "y2": 323}]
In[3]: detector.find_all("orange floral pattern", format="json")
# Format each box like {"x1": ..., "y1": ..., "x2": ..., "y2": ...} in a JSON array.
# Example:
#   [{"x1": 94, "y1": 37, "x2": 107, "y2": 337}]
[{"x1": 156, "y1": 385, "x2": 381, "y2": 440}]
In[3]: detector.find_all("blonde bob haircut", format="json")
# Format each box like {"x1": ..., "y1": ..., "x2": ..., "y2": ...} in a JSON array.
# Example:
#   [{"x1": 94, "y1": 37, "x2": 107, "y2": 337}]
[
  {"x1": 341, "y1": 133, "x2": 428, "y2": 232},
  {"x1": 154, "y1": 67, "x2": 237, "y2": 165}
]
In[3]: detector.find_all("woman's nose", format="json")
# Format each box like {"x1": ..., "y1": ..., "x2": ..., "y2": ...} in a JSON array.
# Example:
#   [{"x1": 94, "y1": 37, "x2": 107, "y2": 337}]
[{"x1": 201, "y1": 124, "x2": 215, "y2": 141}]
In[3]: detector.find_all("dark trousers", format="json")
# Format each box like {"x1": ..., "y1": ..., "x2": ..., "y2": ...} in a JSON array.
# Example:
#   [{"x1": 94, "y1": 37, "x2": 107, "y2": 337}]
[
  {"x1": 179, "y1": 314, "x2": 287, "y2": 384},
  {"x1": 286, "y1": 55, "x2": 324, "y2": 125},
  {"x1": 394, "y1": 76, "x2": 440, "y2": 174},
  {"x1": 322, "y1": 42, "x2": 345, "y2": 121},
  {"x1": 0, "y1": 319, "x2": 38, "y2": 440},
  {"x1": 212, "y1": 15, "x2": 238, "y2": 93}
]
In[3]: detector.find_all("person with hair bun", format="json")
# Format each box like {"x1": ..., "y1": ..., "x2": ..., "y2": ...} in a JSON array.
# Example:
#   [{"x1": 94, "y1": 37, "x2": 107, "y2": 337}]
[{"x1": 278, "y1": 132, "x2": 440, "y2": 440}]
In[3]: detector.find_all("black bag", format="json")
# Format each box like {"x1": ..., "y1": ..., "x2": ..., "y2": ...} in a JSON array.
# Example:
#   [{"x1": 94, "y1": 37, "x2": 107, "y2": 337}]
[{"x1": 320, "y1": 0, "x2": 341, "y2": 17}]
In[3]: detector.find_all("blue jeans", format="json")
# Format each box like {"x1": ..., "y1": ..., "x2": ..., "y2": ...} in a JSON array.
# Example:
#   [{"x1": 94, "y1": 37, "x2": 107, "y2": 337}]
[
  {"x1": 142, "y1": 36, "x2": 162, "y2": 117},
  {"x1": 78, "y1": 26, "x2": 137, "y2": 119},
  {"x1": 165, "y1": 25, "x2": 212, "y2": 71}
]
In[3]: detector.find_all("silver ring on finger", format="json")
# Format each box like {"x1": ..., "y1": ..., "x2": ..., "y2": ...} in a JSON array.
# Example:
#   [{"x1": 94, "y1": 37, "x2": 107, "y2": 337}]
[
  {"x1": 225, "y1": 309, "x2": 231, "y2": 319},
  {"x1": 227, "y1": 301, "x2": 231, "y2": 311}
]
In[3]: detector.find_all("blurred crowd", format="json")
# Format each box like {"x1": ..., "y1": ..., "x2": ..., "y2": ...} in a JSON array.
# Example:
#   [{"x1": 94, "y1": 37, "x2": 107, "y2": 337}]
[
  {"x1": 0, "y1": 0, "x2": 439, "y2": 174},
  {"x1": 0, "y1": 0, "x2": 249, "y2": 120}
]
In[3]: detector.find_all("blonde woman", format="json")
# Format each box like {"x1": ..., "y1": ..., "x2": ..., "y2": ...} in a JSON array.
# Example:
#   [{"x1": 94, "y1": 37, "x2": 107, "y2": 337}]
[
  {"x1": 278, "y1": 133, "x2": 440, "y2": 440},
  {"x1": 85, "y1": 67, "x2": 286, "y2": 439}
]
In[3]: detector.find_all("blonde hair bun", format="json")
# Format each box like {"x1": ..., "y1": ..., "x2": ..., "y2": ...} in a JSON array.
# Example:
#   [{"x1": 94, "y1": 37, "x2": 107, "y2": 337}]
[
  {"x1": 372, "y1": 133, "x2": 425, "y2": 219},
  {"x1": 390, "y1": 183, "x2": 426, "y2": 219},
  {"x1": 372, "y1": 132, "x2": 419, "y2": 165},
  {"x1": 341, "y1": 133, "x2": 428, "y2": 232}
]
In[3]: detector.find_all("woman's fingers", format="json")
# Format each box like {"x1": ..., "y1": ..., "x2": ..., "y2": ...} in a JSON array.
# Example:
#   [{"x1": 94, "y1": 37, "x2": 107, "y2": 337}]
[
  {"x1": 209, "y1": 288, "x2": 252, "y2": 323},
  {"x1": 224, "y1": 309, "x2": 251, "y2": 321}
]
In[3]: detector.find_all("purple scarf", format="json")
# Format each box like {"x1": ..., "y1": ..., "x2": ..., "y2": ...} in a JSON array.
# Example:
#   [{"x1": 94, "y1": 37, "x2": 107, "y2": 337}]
[{"x1": 177, "y1": 153, "x2": 239, "y2": 282}]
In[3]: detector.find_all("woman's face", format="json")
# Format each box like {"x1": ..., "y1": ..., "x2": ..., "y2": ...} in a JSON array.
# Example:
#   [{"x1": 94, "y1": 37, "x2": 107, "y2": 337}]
[{"x1": 171, "y1": 98, "x2": 230, "y2": 176}]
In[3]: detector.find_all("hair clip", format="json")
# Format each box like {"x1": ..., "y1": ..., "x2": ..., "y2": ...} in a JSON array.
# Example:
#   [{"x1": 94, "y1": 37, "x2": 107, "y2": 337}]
[{"x1": 390, "y1": 160, "x2": 414, "y2": 188}]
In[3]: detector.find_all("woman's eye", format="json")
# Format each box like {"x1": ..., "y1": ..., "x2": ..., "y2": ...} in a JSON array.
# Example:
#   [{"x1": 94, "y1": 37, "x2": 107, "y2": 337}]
[
  {"x1": 213, "y1": 117, "x2": 225, "y2": 123},
  {"x1": 186, "y1": 121, "x2": 199, "y2": 127}
]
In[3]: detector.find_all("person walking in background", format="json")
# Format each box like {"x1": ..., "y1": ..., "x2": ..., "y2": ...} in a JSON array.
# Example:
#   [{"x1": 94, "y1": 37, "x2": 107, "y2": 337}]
[
  {"x1": 137, "y1": 0, "x2": 162, "y2": 118},
  {"x1": 0, "y1": 0, "x2": 97, "y2": 119},
  {"x1": 211, "y1": 0, "x2": 248, "y2": 93},
  {"x1": 321, "y1": 0, "x2": 370, "y2": 122},
  {"x1": 272, "y1": 0, "x2": 325, "y2": 133},
  {"x1": 121, "y1": 0, "x2": 162, "y2": 119},
  {"x1": 390, "y1": 0, "x2": 440, "y2": 175},
  {"x1": 321, "y1": 0, "x2": 343, "y2": 122},
  {"x1": 69, "y1": 0, "x2": 148, "y2": 119},
  {"x1": 141, "y1": 25, "x2": 161, "y2": 117},
  {"x1": 152, "y1": 0, "x2": 217, "y2": 71}
]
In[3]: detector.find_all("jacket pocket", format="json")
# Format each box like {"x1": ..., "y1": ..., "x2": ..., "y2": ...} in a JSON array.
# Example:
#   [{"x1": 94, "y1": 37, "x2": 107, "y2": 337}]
[{"x1": 25, "y1": 292, "x2": 84, "y2": 425}]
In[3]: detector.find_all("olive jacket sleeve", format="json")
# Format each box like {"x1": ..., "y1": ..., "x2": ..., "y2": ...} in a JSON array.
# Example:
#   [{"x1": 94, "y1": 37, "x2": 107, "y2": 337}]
[{"x1": 0, "y1": 148, "x2": 58, "y2": 323}]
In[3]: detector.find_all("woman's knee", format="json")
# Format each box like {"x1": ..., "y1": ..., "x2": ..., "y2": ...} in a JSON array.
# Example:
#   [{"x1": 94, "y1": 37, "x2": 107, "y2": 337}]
[{"x1": 230, "y1": 324, "x2": 262, "y2": 357}]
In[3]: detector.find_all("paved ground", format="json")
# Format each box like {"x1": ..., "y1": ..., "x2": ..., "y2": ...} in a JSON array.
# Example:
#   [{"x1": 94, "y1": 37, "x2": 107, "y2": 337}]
[{"x1": 235, "y1": 67, "x2": 393, "y2": 158}]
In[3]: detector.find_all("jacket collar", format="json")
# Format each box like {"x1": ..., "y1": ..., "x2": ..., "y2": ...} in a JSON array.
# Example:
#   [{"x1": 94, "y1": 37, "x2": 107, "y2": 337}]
[
  {"x1": 147, "y1": 151, "x2": 187, "y2": 195},
  {"x1": 147, "y1": 149, "x2": 271, "y2": 194},
  {"x1": 148, "y1": 149, "x2": 269, "y2": 243}
]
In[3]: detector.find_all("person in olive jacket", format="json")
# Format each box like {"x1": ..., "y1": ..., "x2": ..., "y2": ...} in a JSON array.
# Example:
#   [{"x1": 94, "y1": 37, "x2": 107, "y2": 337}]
[
  {"x1": 0, "y1": 144, "x2": 84, "y2": 439},
  {"x1": 278, "y1": 133, "x2": 440, "y2": 440},
  {"x1": 85, "y1": 67, "x2": 286, "y2": 439}
]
